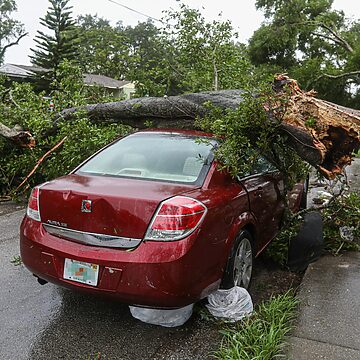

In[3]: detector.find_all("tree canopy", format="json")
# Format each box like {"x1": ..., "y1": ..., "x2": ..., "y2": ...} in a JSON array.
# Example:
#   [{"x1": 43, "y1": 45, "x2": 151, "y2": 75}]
[
  {"x1": 160, "y1": 4, "x2": 250, "y2": 94},
  {"x1": 0, "y1": 0, "x2": 27, "y2": 64},
  {"x1": 59, "y1": 1, "x2": 359, "y2": 107},
  {"x1": 249, "y1": 0, "x2": 360, "y2": 107},
  {"x1": 76, "y1": 15, "x2": 129, "y2": 79},
  {"x1": 73, "y1": 5, "x2": 250, "y2": 97}
]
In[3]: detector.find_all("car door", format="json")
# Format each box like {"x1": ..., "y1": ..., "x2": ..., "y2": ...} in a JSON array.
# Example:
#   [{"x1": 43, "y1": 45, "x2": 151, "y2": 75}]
[{"x1": 238, "y1": 156, "x2": 285, "y2": 252}]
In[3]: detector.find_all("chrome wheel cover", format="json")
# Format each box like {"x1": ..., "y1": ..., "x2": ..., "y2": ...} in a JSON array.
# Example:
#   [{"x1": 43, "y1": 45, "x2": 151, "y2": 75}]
[{"x1": 233, "y1": 238, "x2": 253, "y2": 288}]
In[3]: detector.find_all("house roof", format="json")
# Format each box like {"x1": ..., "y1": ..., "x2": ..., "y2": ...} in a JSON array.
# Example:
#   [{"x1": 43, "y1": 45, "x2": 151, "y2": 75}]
[
  {"x1": 11, "y1": 64, "x2": 48, "y2": 73},
  {"x1": 83, "y1": 74, "x2": 131, "y2": 89},
  {"x1": 0, "y1": 63, "x2": 132, "y2": 89}
]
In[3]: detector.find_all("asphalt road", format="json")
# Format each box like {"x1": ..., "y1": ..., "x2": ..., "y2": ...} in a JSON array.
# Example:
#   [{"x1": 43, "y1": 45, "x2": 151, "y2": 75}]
[
  {"x1": 0, "y1": 205, "x2": 299, "y2": 360},
  {"x1": 0, "y1": 208, "x2": 222, "y2": 360}
]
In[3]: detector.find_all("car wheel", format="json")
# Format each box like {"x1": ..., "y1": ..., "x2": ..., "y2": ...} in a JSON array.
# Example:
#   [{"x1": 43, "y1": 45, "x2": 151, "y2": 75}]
[{"x1": 221, "y1": 231, "x2": 254, "y2": 290}]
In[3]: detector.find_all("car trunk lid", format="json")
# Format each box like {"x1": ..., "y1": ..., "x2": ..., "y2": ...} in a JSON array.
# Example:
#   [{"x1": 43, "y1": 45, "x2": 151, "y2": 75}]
[{"x1": 39, "y1": 174, "x2": 198, "y2": 244}]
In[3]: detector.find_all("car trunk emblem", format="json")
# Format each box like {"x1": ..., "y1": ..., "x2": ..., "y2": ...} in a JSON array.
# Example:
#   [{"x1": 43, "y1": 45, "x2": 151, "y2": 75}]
[{"x1": 81, "y1": 200, "x2": 92, "y2": 213}]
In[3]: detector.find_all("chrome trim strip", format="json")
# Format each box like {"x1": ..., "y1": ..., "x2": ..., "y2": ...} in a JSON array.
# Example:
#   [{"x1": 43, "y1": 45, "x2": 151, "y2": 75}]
[{"x1": 43, "y1": 223, "x2": 142, "y2": 249}]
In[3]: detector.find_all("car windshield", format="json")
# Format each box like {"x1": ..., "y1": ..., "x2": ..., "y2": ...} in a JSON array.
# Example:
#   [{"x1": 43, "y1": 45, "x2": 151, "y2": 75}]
[{"x1": 76, "y1": 132, "x2": 215, "y2": 184}]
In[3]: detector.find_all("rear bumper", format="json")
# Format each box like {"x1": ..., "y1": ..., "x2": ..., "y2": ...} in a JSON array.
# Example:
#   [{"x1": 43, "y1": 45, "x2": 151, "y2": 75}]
[{"x1": 20, "y1": 216, "x2": 220, "y2": 308}]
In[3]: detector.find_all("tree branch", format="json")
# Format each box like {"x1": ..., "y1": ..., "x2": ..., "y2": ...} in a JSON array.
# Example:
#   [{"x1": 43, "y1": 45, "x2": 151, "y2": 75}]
[
  {"x1": 212, "y1": 45, "x2": 219, "y2": 91},
  {"x1": 310, "y1": 31, "x2": 345, "y2": 47},
  {"x1": 314, "y1": 71, "x2": 360, "y2": 83},
  {"x1": 15, "y1": 137, "x2": 67, "y2": 193},
  {"x1": 317, "y1": 22, "x2": 353, "y2": 53},
  {"x1": 288, "y1": 20, "x2": 354, "y2": 53},
  {"x1": 0, "y1": 32, "x2": 28, "y2": 59}
]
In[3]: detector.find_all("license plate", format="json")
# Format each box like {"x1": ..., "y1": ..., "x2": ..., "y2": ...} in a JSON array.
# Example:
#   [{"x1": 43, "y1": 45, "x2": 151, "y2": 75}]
[{"x1": 63, "y1": 258, "x2": 99, "y2": 286}]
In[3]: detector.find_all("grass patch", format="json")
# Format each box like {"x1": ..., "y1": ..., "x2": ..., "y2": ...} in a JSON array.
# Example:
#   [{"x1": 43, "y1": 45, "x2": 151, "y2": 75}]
[{"x1": 214, "y1": 291, "x2": 299, "y2": 360}]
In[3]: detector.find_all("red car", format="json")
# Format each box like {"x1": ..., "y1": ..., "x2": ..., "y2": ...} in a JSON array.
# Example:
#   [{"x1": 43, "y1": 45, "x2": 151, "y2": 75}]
[{"x1": 20, "y1": 129, "x2": 304, "y2": 308}]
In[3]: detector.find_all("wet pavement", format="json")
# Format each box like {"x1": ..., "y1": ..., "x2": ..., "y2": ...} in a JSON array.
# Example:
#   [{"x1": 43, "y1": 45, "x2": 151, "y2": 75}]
[
  {"x1": 0, "y1": 207, "x2": 222, "y2": 360},
  {"x1": 288, "y1": 252, "x2": 360, "y2": 359},
  {"x1": 0, "y1": 203, "x2": 299, "y2": 360}
]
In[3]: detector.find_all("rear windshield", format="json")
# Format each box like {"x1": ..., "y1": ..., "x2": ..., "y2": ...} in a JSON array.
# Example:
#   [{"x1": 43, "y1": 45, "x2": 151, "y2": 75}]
[{"x1": 76, "y1": 133, "x2": 215, "y2": 184}]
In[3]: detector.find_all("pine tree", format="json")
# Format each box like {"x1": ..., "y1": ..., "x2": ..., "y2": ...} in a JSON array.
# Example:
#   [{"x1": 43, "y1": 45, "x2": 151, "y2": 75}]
[{"x1": 30, "y1": 0, "x2": 78, "y2": 71}]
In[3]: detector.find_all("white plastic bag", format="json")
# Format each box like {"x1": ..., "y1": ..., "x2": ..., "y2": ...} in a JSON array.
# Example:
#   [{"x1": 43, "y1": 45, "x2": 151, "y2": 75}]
[
  {"x1": 129, "y1": 304, "x2": 194, "y2": 327},
  {"x1": 206, "y1": 286, "x2": 253, "y2": 322}
]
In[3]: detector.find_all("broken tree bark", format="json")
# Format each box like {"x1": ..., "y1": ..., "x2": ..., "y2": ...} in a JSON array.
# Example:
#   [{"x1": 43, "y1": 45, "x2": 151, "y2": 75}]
[
  {"x1": 0, "y1": 122, "x2": 35, "y2": 148},
  {"x1": 273, "y1": 75, "x2": 360, "y2": 178},
  {"x1": 55, "y1": 77, "x2": 359, "y2": 179}
]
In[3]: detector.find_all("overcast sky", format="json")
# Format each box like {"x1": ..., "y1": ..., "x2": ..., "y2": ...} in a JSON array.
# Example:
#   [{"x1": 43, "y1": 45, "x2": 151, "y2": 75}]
[{"x1": 4, "y1": 0, "x2": 360, "y2": 65}]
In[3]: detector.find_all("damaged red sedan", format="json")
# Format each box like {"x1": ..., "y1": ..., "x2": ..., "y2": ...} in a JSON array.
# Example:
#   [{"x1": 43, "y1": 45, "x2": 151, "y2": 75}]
[{"x1": 20, "y1": 130, "x2": 304, "y2": 308}]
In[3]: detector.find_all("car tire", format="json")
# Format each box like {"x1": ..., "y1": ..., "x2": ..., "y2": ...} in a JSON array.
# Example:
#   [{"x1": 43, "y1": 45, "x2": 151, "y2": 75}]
[{"x1": 221, "y1": 230, "x2": 254, "y2": 290}]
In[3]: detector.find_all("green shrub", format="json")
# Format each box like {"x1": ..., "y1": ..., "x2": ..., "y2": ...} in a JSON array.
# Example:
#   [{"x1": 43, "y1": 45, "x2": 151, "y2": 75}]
[
  {"x1": 0, "y1": 61, "x2": 130, "y2": 196},
  {"x1": 323, "y1": 192, "x2": 360, "y2": 253}
]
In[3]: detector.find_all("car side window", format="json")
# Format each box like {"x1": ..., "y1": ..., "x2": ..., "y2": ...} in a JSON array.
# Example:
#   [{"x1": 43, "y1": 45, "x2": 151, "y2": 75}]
[
  {"x1": 237, "y1": 154, "x2": 278, "y2": 179},
  {"x1": 250, "y1": 156, "x2": 277, "y2": 175}
]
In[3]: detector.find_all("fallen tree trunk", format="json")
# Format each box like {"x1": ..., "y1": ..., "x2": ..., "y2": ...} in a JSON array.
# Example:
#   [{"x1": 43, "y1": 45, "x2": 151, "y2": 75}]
[
  {"x1": 55, "y1": 76, "x2": 359, "y2": 179},
  {"x1": 54, "y1": 90, "x2": 246, "y2": 129},
  {"x1": 0, "y1": 122, "x2": 35, "y2": 148}
]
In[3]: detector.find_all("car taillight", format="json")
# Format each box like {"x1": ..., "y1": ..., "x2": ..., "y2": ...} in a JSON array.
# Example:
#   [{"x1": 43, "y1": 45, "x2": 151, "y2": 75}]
[
  {"x1": 27, "y1": 186, "x2": 41, "y2": 221},
  {"x1": 145, "y1": 196, "x2": 207, "y2": 241}
]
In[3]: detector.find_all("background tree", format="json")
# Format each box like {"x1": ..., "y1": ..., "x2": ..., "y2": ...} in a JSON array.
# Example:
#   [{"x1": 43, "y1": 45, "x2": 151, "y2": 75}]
[
  {"x1": 0, "y1": 0, "x2": 27, "y2": 64},
  {"x1": 126, "y1": 5, "x2": 251, "y2": 96},
  {"x1": 248, "y1": 0, "x2": 360, "y2": 108},
  {"x1": 30, "y1": 0, "x2": 78, "y2": 73},
  {"x1": 76, "y1": 15, "x2": 129, "y2": 79},
  {"x1": 161, "y1": 4, "x2": 250, "y2": 94},
  {"x1": 75, "y1": 16, "x2": 170, "y2": 96},
  {"x1": 74, "y1": 5, "x2": 251, "y2": 97},
  {"x1": 122, "y1": 20, "x2": 172, "y2": 96}
]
